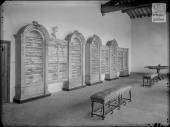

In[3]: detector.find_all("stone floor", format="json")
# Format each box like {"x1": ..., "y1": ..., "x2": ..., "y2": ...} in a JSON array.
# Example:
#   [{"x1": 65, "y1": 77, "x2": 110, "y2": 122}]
[{"x1": 2, "y1": 74, "x2": 169, "y2": 126}]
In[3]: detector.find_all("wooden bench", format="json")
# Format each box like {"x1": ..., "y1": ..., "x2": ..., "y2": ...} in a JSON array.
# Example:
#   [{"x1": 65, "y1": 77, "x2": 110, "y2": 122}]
[
  {"x1": 90, "y1": 85, "x2": 132, "y2": 120},
  {"x1": 143, "y1": 73, "x2": 158, "y2": 87}
]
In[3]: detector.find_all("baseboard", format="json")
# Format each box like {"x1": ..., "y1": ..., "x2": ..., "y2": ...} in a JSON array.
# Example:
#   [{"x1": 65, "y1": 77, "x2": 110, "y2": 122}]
[
  {"x1": 86, "y1": 81, "x2": 103, "y2": 86},
  {"x1": 62, "y1": 85, "x2": 86, "y2": 91},
  {"x1": 105, "y1": 77, "x2": 119, "y2": 81},
  {"x1": 13, "y1": 93, "x2": 51, "y2": 104},
  {"x1": 130, "y1": 72, "x2": 146, "y2": 75},
  {"x1": 119, "y1": 74, "x2": 130, "y2": 77}
]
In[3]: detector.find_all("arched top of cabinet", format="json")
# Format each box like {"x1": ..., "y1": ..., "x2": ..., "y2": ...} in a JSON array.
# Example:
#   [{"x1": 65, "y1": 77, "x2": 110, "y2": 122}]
[
  {"x1": 65, "y1": 30, "x2": 86, "y2": 45},
  {"x1": 106, "y1": 39, "x2": 118, "y2": 48},
  {"x1": 14, "y1": 21, "x2": 50, "y2": 41},
  {"x1": 86, "y1": 34, "x2": 102, "y2": 46}
]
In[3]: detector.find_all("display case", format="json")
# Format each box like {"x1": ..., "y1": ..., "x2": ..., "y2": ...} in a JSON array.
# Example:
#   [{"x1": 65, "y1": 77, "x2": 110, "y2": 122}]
[
  {"x1": 85, "y1": 35, "x2": 102, "y2": 85},
  {"x1": 118, "y1": 47, "x2": 123, "y2": 75},
  {"x1": 63, "y1": 31, "x2": 86, "y2": 90},
  {"x1": 100, "y1": 45, "x2": 109, "y2": 80},
  {"x1": 105, "y1": 39, "x2": 119, "y2": 80},
  {"x1": 13, "y1": 21, "x2": 50, "y2": 103},
  {"x1": 118, "y1": 48, "x2": 129, "y2": 76},
  {"x1": 47, "y1": 37, "x2": 68, "y2": 92}
]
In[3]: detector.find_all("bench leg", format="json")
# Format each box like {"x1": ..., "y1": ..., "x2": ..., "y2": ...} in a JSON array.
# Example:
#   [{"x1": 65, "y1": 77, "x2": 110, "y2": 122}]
[
  {"x1": 152, "y1": 78, "x2": 155, "y2": 85},
  {"x1": 102, "y1": 103, "x2": 105, "y2": 120},
  {"x1": 120, "y1": 94, "x2": 122, "y2": 101},
  {"x1": 117, "y1": 95, "x2": 121, "y2": 110},
  {"x1": 108, "y1": 102, "x2": 113, "y2": 114},
  {"x1": 129, "y1": 89, "x2": 131, "y2": 102},
  {"x1": 120, "y1": 94, "x2": 123, "y2": 104},
  {"x1": 91, "y1": 101, "x2": 94, "y2": 117},
  {"x1": 120, "y1": 94, "x2": 126, "y2": 106},
  {"x1": 143, "y1": 78, "x2": 150, "y2": 86},
  {"x1": 154, "y1": 77, "x2": 158, "y2": 83},
  {"x1": 149, "y1": 79, "x2": 152, "y2": 86},
  {"x1": 152, "y1": 78, "x2": 154, "y2": 85}
]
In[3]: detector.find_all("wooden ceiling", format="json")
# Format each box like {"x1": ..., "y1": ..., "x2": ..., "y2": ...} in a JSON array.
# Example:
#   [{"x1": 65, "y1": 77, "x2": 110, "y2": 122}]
[{"x1": 101, "y1": 0, "x2": 169, "y2": 18}]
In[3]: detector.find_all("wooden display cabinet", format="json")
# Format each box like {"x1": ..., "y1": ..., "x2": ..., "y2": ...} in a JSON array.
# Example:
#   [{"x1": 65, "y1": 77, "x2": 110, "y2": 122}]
[
  {"x1": 100, "y1": 45, "x2": 109, "y2": 80},
  {"x1": 85, "y1": 35, "x2": 102, "y2": 85},
  {"x1": 118, "y1": 48, "x2": 129, "y2": 77},
  {"x1": 13, "y1": 21, "x2": 51, "y2": 103},
  {"x1": 47, "y1": 37, "x2": 68, "y2": 91},
  {"x1": 63, "y1": 31, "x2": 86, "y2": 90},
  {"x1": 105, "y1": 39, "x2": 119, "y2": 80}
]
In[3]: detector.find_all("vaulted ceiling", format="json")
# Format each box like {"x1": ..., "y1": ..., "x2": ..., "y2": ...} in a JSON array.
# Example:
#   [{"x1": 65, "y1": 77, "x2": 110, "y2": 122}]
[{"x1": 101, "y1": 0, "x2": 169, "y2": 18}]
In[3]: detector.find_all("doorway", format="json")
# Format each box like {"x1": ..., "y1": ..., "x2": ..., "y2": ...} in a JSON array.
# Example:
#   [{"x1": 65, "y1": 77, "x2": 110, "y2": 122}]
[{"x1": 0, "y1": 40, "x2": 10, "y2": 103}]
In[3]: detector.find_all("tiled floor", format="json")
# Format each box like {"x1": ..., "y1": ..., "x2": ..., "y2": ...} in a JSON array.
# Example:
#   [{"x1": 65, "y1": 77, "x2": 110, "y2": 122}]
[{"x1": 2, "y1": 74, "x2": 169, "y2": 126}]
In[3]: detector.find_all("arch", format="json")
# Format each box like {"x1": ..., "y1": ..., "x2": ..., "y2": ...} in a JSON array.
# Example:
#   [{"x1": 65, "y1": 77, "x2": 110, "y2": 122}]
[
  {"x1": 86, "y1": 34, "x2": 102, "y2": 46},
  {"x1": 105, "y1": 39, "x2": 119, "y2": 80},
  {"x1": 106, "y1": 39, "x2": 118, "y2": 48},
  {"x1": 15, "y1": 21, "x2": 50, "y2": 41},
  {"x1": 63, "y1": 30, "x2": 86, "y2": 90},
  {"x1": 65, "y1": 30, "x2": 86, "y2": 45},
  {"x1": 85, "y1": 34, "x2": 102, "y2": 85},
  {"x1": 13, "y1": 21, "x2": 50, "y2": 102}
]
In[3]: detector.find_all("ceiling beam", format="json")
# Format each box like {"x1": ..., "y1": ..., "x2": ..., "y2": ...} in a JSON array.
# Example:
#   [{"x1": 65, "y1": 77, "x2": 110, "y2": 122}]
[
  {"x1": 101, "y1": 0, "x2": 125, "y2": 14},
  {"x1": 126, "y1": 9, "x2": 135, "y2": 18},
  {"x1": 138, "y1": 8, "x2": 144, "y2": 17},
  {"x1": 135, "y1": 8, "x2": 142, "y2": 18},
  {"x1": 133, "y1": 9, "x2": 139, "y2": 18},
  {"x1": 130, "y1": 9, "x2": 137, "y2": 18},
  {"x1": 122, "y1": 4, "x2": 152, "y2": 13},
  {"x1": 101, "y1": 0, "x2": 169, "y2": 14},
  {"x1": 140, "y1": 7, "x2": 147, "y2": 17},
  {"x1": 126, "y1": 11, "x2": 133, "y2": 18}
]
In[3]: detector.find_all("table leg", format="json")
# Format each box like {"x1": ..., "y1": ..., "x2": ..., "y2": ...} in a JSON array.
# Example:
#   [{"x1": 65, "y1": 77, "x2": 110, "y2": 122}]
[{"x1": 157, "y1": 69, "x2": 162, "y2": 80}]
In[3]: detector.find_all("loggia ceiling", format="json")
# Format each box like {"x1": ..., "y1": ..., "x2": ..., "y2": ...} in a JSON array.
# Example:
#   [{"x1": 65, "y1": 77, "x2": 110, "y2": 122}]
[{"x1": 101, "y1": 0, "x2": 169, "y2": 18}]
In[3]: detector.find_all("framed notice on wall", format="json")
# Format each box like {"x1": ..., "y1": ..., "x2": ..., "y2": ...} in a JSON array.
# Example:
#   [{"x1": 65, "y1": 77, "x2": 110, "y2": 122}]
[{"x1": 152, "y1": 3, "x2": 166, "y2": 23}]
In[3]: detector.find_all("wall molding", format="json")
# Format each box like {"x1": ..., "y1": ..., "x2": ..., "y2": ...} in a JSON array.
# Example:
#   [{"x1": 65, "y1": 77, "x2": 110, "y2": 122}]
[{"x1": 3, "y1": 1, "x2": 108, "y2": 6}]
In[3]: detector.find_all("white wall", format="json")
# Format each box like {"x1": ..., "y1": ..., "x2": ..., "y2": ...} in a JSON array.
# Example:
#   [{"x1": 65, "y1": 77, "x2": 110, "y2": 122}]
[
  {"x1": 131, "y1": 16, "x2": 169, "y2": 73},
  {"x1": 2, "y1": 1, "x2": 131, "y2": 102}
]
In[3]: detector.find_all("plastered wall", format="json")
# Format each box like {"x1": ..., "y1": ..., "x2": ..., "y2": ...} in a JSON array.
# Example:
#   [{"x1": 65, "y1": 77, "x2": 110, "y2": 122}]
[
  {"x1": 131, "y1": 16, "x2": 169, "y2": 73},
  {"x1": 2, "y1": 1, "x2": 131, "y2": 102}
]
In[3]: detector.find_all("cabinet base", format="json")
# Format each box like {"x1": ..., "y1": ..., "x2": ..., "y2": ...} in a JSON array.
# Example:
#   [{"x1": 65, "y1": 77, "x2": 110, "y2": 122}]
[
  {"x1": 105, "y1": 77, "x2": 119, "y2": 81},
  {"x1": 119, "y1": 74, "x2": 129, "y2": 77},
  {"x1": 13, "y1": 93, "x2": 51, "y2": 104},
  {"x1": 86, "y1": 81, "x2": 103, "y2": 86},
  {"x1": 62, "y1": 85, "x2": 86, "y2": 91}
]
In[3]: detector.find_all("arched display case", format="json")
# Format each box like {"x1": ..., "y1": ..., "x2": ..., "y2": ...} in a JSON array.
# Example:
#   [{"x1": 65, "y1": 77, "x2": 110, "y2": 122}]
[
  {"x1": 118, "y1": 48, "x2": 129, "y2": 76},
  {"x1": 100, "y1": 45, "x2": 109, "y2": 81},
  {"x1": 13, "y1": 21, "x2": 50, "y2": 103},
  {"x1": 47, "y1": 35, "x2": 68, "y2": 92},
  {"x1": 63, "y1": 31, "x2": 86, "y2": 90},
  {"x1": 85, "y1": 35, "x2": 102, "y2": 85},
  {"x1": 105, "y1": 39, "x2": 119, "y2": 80}
]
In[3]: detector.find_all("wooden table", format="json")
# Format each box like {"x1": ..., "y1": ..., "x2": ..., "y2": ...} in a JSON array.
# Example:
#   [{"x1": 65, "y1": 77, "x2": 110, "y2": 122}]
[{"x1": 144, "y1": 65, "x2": 169, "y2": 80}]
